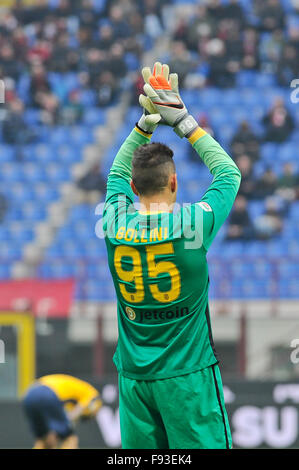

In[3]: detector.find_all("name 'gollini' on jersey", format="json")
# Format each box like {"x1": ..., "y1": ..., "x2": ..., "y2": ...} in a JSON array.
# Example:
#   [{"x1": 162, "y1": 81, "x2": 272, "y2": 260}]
[{"x1": 103, "y1": 127, "x2": 241, "y2": 381}]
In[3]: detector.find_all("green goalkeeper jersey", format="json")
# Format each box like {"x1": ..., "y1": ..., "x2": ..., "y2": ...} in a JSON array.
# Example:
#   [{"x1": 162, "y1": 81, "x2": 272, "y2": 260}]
[{"x1": 103, "y1": 126, "x2": 241, "y2": 380}]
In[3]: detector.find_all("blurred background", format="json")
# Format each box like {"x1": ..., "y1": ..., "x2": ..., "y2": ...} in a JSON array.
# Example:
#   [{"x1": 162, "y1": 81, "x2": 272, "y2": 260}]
[{"x1": 0, "y1": 0, "x2": 298, "y2": 449}]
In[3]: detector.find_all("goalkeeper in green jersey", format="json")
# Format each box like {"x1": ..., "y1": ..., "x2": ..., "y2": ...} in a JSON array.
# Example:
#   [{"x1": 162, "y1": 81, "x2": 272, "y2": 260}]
[{"x1": 102, "y1": 63, "x2": 241, "y2": 449}]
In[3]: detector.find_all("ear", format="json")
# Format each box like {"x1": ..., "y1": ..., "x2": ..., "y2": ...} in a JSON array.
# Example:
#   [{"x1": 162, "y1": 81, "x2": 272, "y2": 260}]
[
  {"x1": 130, "y1": 180, "x2": 139, "y2": 196},
  {"x1": 170, "y1": 174, "x2": 177, "y2": 193}
]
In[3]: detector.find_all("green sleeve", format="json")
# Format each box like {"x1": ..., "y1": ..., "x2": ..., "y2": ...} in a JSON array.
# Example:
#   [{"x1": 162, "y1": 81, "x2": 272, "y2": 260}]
[
  {"x1": 191, "y1": 132, "x2": 241, "y2": 250},
  {"x1": 105, "y1": 128, "x2": 152, "y2": 204}
]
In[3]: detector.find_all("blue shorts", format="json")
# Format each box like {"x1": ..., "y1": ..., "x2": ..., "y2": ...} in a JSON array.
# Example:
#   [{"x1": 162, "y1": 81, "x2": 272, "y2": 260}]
[{"x1": 23, "y1": 384, "x2": 74, "y2": 439}]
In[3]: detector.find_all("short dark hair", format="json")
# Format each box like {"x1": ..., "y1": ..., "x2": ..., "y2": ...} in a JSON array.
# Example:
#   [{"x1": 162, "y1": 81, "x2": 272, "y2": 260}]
[{"x1": 132, "y1": 143, "x2": 175, "y2": 196}]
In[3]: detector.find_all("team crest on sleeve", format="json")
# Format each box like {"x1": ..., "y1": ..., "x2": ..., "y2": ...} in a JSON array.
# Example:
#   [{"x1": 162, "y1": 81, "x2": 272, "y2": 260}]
[{"x1": 198, "y1": 202, "x2": 213, "y2": 212}]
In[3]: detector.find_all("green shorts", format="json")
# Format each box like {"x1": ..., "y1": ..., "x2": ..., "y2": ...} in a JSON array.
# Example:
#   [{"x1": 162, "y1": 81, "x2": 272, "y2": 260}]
[{"x1": 118, "y1": 364, "x2": 232, "y2": 449}]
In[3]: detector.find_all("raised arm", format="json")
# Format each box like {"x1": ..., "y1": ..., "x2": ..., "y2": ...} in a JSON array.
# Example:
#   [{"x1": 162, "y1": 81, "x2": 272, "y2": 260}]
[{"x1": 188, "y1": 128, "x2": 241, "y2": 249}]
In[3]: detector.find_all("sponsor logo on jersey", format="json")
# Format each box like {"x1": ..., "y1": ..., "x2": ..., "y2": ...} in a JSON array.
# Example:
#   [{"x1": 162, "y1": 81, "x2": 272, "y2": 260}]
[
  {"x1": 198, "y1": 201, "x2": 212, "y2": 212},
  {"x1": 139, "y1": 306, "x2": 190, "y2": 322},
  {"x1": 125, "y1": 306, "x2": 136, "y2": 321}
]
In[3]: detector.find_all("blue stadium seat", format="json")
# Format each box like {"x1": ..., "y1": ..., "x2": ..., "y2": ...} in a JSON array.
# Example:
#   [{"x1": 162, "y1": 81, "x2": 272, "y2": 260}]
[
  {"x1": 220, "y1": 242, "x2": 245, "y2": 258},
  {"x1": 11, "y1": 227, "x2": 33, "y2": 242},
  {"x1": 83, "y1": 108, "x2": 106, "y2": 126},
  {"x1": 0, "y1": 241, "x2": 22, "y2": 258},
  {"x1": 1, "y1": 163, "x2": 24, "y2": 183},
  {"x1": 24, "y1": 109, "x2": 41, "y2": 125},
  {"x1": 0, "y1": 145, "x2": 15, "y2": 162},
  {"x1": 22, "y1": 202, "x2": 47, "y2": 221},
  {"x1": 253, "y1": 260, "x2": 273, "y2": 279},
  {"x1": 265, "y1": 240, "x2": 288, "y2": 257},
  {"x1": 33, "y1": 144, "x2": 54, "y2": 163},
  {"x1": 254, "y1": 73, "x2": 277, "y2": 88},
  {"x1": 49, "y1": 127, "x2": 70, "y2": 145},
  {"x1": 92, "y1": 0, "x2": 106, "y2": 12},
  {"x1": 124, "y1": 53, "x2": 140, "y2": 71},
  {"x1": 45, "y1": 163, "x2": 70, "y2": 182},
  {"x1": 0, "y1": 264, "x2": 11, "y2": 279},
  {"x1": 0, "y1": 228, "x2": 10, "y2": 242},
  {"x1": 198, "y1": 88, "x2": 221, "y2": 108},
  {"x1": 236, "y1": 71, "x2": 259, "y2": 88},
  {"x1": 239, "y1": 88, "x2": 264, "y2": 107},
  {"x1": 23, "y1": 163, "x2": 47, "y2": 183},
  {"x1": 39, "y1": 262, "x2": 75, "y2": 279},
  {"x1": 279, "y1": 280, "x2": 299, "y2": 298},
  {"x1": 87, "y1": 261, "x2": 109, "y2": 280},
  {"x1": 69, "y1": 126, "x2": 94, "y2": 145},
  {"x1": 34, "y1": 184, "x2": 59, "y2": 203},
  {"x1": 278, "y1": 142, "x2": 298, "y2": 162},
  {"x1": 56, "y1": 144, "x2": 82, "y2": 163},
  {"x1": 261, "y1": 143, "x2": 278, "y2": 163},
  {"x1": 80, "y1": 90, "x2": 97, "y2": 106},
  {"x1": 290, "y1": 202, "x2": 299, "y2": 218}
]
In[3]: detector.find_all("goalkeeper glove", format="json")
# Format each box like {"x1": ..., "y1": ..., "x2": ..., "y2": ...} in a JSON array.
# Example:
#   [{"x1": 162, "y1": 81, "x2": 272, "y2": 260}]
[
  {"x1": 137, "y1": 94, "x2": 161, "y2": 135},
  {"x1": 141, "y1": 62, "x2": 198, "y2": 138}
]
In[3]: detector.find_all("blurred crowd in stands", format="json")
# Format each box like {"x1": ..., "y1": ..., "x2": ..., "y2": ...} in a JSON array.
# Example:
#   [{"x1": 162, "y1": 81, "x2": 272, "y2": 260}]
[
  {"x1": 166, "y1": 0, "x2": 299, "y2": 241},
  {"x1": 169, "y1": 0, "x2": 299, "y2": 88},
  {"x1": 0, "y1": 0, "x2": 298, "y2": 243},
  {"x1": 0, "y1": 0, "x2": 171, "y2": 128}
]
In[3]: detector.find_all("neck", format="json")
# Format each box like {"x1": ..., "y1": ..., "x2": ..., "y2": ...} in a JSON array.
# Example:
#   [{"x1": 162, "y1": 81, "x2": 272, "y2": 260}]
[{"x1": 138, "y1": 192, "x2": 174, "y2": 214}]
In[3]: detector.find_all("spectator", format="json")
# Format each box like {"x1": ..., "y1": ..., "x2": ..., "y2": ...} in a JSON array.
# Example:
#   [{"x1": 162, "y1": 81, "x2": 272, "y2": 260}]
[
  {"x1": 235, "y1": 155, "x2": 256, "y2": 200},
  {"x1": 254, "y1": 196, "x2": 284, "y2": 239},
  {"x1": 221, "y1": 0, "x2": 245, "y2": 29},
  {"x1": 168, "y1": 41, "x2": 195, "y2": 87},
  {"x1": 77, "y1": 0, "x2": 100, "y2": 29},
  {"x1": 259, "y1": 28, "x2": 285, "y2": 73},
  {"x1": 226, "y1": 195, "x2": 255, "y2": 241},
  {"x1": 109, "y1": 5, "x2": 131, "y2": 39},
  {"x1": 86, "y1": 49, "x2": 107, "y2": 89},
  {"x1": 207, "y1": 38, "x2": 239, "y2": 88},
  {"x1": 29, "y1": 63, "x2": 52, "y2": 108},
  {"x1": 276, "y1": 163, "x2": 299, "y2": 201},
  {"x1": 206, "y1": 0, "x2": 226, "y2": 22},
  {"x1": 48, "y1": 34, "x2": 70, "y2": 73},
  {"x1": 262, "y1": 98, "x2": 295, "y2": 143},
  {"x1": 223, "y1": 22, "x2": 244, "y2": 65},
  {"x1": 242, "y1": 27, "x2": 260, "y2": 70},
  {"x1": 77, "y1": 165, "x2": 106, "y2": 193},
  {"x1": 143, "y1": 0, "x2": 164, "y2": 40},
  {"x1": 292, "y1": 0, "x2": 299, "y2": 14},
  {"x1": 59, "y1": 90, "x2": 83, "y2": 125},
  {"x1": 39, "y1": 91, "x2": 60, "y2": 126},
  {"x1": 287, "y1": 24, "x2": 299, "y2": 57},
  {"x1": 2, "y1": 99, "x2": 37, "y2": 157},
  {"x1": 95, "y1": 23, "x2": 115, "y2": 51},
  {"x1": 56, "y1": 0, "x2": 72, "y2": 18},
  {"x1": 277, "y1": 44, "x2": 299, "y2": 86},
  {"x1": 0, "y1": 193, "x2": 7, "y2": 223},
  {"x1": 255, "y1": 168, "x2": 278, "y2": 199},
  {"x1": 231, "y1": 121, "x2": 260, "y2": 162},
  {"x1": 97, "y1": 71, "x2": 118, "y2": 107},
  {"x1": 107, "y1": 43, "x2": 128, "y2": 79},
  {"x1": 255, "y1": 0, "x2": 285, "y2": 32},
  {"x1": 185, "y1": 5, "x2": 216, "y2": 51},
  {"x1": 0, "y1": 43, "x2": 21, "y2": 81},
  {"x1": 27, "y1": 39, "x2": 52, "y2": 65}
]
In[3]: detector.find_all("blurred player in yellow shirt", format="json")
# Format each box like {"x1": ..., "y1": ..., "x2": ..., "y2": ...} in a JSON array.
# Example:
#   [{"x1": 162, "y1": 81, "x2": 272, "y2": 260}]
[{"x1": 23, "y1": 374, "x2": 102, "y2": 449}]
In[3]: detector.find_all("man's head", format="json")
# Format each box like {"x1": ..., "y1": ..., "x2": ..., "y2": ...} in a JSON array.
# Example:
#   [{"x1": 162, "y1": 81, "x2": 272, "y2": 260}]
[{"x1": 131, "y1": 143, "x2": 177, "y2": 206}]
